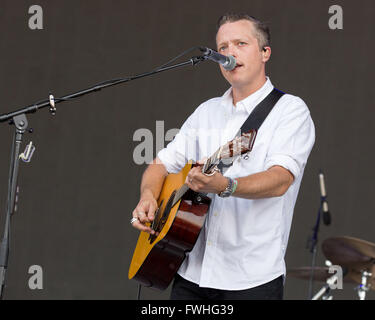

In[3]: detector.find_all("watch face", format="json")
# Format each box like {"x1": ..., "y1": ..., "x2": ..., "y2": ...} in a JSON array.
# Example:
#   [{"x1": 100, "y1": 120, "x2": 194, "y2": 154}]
[
  {"x1": 219, "y1": 177, "x2": 233, "y2": 197},
  {"x1": 219, "y1": 190, "x2": 231, "y2": 198}
]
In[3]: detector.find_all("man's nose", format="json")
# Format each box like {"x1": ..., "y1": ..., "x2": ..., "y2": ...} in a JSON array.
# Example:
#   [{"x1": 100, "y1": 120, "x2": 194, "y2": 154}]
[{"x1": 227, "y1": 44, "x2": 238, "y2": 58}]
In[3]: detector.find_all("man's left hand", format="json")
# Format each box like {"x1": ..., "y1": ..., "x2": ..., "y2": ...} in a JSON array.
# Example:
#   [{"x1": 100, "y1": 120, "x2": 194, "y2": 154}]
[{"x1": 185, "y1": 162, "x2": 228, "y2": 194}]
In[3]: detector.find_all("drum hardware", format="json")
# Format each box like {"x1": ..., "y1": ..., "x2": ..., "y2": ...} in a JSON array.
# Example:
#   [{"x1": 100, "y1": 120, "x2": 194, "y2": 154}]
[
  {"x1": 322, "y1": 236, "x2": 375, "y2": 300},
  {"x1": 289, "y1": 236, "x2": 375, "y2": 300},
  {"x1": 312, "y1": 273, "x2": 338, "y2": 300},
  {"x1": 287, "y1": 265, "x2": 353, "y2": 300},
  {"x1": 355, "y1": 270, "x2": 372, "y2": 300}
]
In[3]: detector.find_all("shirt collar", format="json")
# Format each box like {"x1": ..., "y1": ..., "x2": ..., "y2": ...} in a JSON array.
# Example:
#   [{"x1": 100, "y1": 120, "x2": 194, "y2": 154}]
[{"x1": 221, "y1": 77, "x2": 274, "y2": 114}]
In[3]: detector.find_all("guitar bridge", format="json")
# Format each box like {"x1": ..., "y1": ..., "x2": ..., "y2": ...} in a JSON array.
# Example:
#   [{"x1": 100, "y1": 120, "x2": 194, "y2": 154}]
[{"x1": 148, "y1": 191, "x2": 176, "y2": 244}]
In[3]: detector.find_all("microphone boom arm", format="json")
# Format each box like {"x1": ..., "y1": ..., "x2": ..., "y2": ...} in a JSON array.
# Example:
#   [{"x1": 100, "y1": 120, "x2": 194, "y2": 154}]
[
  {"x1": 0, "y1": 51, "x2": 207, "y2": 299},
  {"x1": 0, "y1": 56, "x2": 205, "y2": 123}
]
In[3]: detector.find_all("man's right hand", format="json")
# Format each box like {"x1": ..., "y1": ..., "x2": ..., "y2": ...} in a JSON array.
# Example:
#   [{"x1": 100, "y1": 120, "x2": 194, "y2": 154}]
[
  {"x1": 131, "y1": 193, "x2": 158, "y2": 235},
  {"x1": 130, "y1": 157, "x2": 168, "y2": 235}
]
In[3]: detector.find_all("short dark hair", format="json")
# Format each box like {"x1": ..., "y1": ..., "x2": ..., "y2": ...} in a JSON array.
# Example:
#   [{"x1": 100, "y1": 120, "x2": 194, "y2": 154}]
[{"x1": 216, "y1": 13, "x2": 270, "y2": 50}]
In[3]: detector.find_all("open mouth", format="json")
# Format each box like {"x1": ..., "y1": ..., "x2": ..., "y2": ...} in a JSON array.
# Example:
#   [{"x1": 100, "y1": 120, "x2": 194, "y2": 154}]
[{"x1": 232, "y1": 64, "x2": 243, "y2": 71}]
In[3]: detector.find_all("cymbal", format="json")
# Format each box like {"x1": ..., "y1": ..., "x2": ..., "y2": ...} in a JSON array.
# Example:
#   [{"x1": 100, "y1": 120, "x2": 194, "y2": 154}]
[
  {"x1": 322, "y1": 236, "x2": 375, "y2": 290},
  {"x1": 322, "y1": 236, "x2": 375, "y2": 270},
  {"x1": 287, "y1": 266, "x2": 355, "y2": 283}
]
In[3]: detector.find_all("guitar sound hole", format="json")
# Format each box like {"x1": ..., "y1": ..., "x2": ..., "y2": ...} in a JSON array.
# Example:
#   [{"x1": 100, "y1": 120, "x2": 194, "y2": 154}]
[{"x1": 148, "y1": 191, "x2": 176, "y2": 244}]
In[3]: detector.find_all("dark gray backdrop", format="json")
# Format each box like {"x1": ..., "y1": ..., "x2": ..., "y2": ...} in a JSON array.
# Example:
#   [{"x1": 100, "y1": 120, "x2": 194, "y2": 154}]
[{"x1": 0, "y1": 0, "x2": 374, "y2": 300}]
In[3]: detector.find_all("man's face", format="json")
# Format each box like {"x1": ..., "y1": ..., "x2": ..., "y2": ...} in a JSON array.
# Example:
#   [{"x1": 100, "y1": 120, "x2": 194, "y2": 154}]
[{"x1": 216, "y1": 20, "x2": 270, "y2": 89}]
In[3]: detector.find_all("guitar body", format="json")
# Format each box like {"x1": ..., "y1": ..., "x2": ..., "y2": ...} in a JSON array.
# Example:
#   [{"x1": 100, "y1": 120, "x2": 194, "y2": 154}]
[{"x1": 128, "y1": 161, "x2": 211, "y2": 290}]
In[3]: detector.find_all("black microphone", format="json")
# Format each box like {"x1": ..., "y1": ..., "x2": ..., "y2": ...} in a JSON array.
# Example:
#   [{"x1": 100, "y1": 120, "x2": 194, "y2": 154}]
[
  {"x1": 199, "y1": 47, "x2": 236, "y2": 71},
  {"x1": 319, "y1": 170, "x2": 331, "y2": 225}
]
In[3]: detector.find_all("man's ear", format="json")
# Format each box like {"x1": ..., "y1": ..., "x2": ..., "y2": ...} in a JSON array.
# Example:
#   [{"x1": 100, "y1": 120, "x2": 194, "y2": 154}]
[{"x1": 262, "y1": 46, "x2": 271, "y2": 62}]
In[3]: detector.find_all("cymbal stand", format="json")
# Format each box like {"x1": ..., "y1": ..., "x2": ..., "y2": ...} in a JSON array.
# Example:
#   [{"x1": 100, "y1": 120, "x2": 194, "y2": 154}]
[
  {"x1": 312, "y1": 273, "x2": 337, "y2": 300},
  {"x1": 355, "y1": 270, "x2": 372, "y2": 300}
]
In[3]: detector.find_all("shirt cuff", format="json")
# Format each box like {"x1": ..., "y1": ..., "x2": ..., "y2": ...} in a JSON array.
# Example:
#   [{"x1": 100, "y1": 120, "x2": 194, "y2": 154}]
[{"x1": 264, "y1": 154, "x2": 301, "y2": 181}]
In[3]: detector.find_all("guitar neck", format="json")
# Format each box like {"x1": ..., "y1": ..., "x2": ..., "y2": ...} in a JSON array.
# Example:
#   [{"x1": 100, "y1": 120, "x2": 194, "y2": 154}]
[
  {"x1": 171, "y1": 183, "x2": 189, "y2": 208},
  {"x1": 202, "y1": 148, "x2": 222, "y2": 174}
]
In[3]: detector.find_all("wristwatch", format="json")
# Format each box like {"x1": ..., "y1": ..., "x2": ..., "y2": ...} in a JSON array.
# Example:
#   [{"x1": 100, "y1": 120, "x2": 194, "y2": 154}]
[{"x1": 218, "y1": 177, "x2": 235, "y2": 198}]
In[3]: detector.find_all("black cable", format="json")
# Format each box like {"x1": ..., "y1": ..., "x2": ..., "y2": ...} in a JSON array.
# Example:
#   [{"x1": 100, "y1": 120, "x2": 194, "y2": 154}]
[
  {"x1": 152, "y1": 46, "x2": 200, "y2": 71},
  {"x1": 49, "y1": 47, "x2": 200, "y2": 104},
  {"x1": 137, "y1": 284, "x2": 142, "y2": 300}
]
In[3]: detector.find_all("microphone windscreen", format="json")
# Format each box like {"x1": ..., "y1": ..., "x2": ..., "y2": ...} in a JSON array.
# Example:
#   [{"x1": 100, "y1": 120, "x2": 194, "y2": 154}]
[{"x1": 224, "y1": 55, "x2": 236, "y2": 71}]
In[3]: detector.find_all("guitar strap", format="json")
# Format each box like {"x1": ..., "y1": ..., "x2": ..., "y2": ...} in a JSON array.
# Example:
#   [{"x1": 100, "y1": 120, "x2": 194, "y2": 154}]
[{"x1": 218, "y1": 88, "x2": 285, "y2": 173}]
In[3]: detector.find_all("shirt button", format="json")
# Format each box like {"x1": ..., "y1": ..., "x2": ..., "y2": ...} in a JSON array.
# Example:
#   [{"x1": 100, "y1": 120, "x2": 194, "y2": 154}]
[
  {"x1": 214, "y1": 212, "x2": 218, "y2": 217},
  {"x1": 207, "y1": 241, "x2": 212, "y2": 246}
]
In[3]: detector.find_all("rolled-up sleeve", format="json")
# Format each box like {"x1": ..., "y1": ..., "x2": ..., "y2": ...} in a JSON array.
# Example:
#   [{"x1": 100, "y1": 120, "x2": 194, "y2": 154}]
[{"x1": 264, "y1": 96, "x2": 315, "y2": 180}]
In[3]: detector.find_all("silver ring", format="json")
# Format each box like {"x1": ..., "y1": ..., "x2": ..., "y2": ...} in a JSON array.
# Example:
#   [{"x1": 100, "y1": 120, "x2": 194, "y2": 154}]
[{"x1": 130, "y1": 217, "x2": 139, "y2": 224}]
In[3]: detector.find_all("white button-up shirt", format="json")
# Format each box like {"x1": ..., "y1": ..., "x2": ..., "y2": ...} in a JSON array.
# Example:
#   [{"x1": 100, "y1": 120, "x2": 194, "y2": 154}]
[{"x1": 157, "y1": 77, "x2": 315, "y2": 290}]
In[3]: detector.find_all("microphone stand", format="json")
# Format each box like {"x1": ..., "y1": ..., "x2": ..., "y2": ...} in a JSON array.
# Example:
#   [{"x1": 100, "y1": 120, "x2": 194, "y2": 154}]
[
  {"x1": 0, "y1": 55, "x2": 206, "y2": 299},
  {"x1": 306, "y1": 192, "x2": 327, "y2": 300},
  {"x1": 0, "y1": 114, "x2": 29, "y2": 299}
]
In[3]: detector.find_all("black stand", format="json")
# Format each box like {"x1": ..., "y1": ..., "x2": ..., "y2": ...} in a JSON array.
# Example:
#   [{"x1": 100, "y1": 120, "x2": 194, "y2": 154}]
[
  {"x1": 0, "y1": 114, "x2": 29, "y2": 299},
  {"x1": 137, "y1": 284, "x2": 142, "y2": 300},
  {"x1": 0, "y1": 54, "x2": 206, "y2": 299},
  {"x1": 307, "y1": 195, "x2": 326, "y2": 300}
]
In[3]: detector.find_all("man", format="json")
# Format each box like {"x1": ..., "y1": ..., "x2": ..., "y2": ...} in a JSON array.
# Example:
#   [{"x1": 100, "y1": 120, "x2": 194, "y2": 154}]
[{"x1": 131, "y1": 13, "x2": 315, "y2": 300}]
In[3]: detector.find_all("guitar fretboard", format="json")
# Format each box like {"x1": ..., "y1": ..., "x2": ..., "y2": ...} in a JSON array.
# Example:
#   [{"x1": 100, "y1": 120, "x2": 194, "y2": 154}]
[
  {"x1": 202, "y1": 147, "x2": 222, "y2": 174},
  {"x1": 171, "y1": 183, "x2": 189, "y2": 208}
]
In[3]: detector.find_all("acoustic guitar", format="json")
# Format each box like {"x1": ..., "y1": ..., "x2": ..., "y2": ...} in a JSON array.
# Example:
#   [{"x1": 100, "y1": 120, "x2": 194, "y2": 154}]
[{"x1": 128, "y1": 130, "x2": 257, "y2": 290}]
